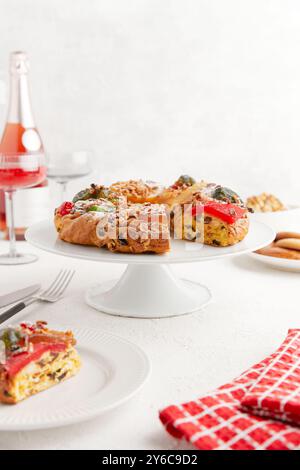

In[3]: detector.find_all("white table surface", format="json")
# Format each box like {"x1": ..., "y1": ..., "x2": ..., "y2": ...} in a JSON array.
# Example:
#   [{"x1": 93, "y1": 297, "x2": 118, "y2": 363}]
[{"x1": 0, "y1": 240, "x2": 298, "y2": 450}]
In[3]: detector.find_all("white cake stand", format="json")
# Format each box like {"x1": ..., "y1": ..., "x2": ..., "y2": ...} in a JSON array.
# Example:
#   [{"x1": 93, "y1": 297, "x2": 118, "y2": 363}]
[{"x1": 26, "y1": 220, "x2": 274, "y2": 318}]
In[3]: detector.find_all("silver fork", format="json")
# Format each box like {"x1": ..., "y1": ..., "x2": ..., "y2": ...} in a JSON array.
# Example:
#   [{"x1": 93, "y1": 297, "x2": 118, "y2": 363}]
[{"x1": 0, "y1": 269, "x2": 75, "y2": 325}]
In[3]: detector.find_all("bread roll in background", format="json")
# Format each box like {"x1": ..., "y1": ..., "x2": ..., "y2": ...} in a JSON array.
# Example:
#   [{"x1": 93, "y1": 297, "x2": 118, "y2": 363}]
[
  {"x1": 256, "y1": 244, "x2": 300, "y2": 260},
  {"x1": 275, "y1": 231, "x2": 300, "y2": 241},
  {"x1": 275, "y1": 238, "x2": 300, "y2": 251}
]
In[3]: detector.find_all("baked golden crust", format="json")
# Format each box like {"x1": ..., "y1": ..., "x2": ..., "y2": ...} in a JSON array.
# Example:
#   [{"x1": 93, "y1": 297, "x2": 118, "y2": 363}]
[
  {"x1": 55, "y1": 177, "x2": 249, "y2": 251},
  {"x1": 109, "y1": 179, "x2": 164, "y2": 203},
  {"x1": 56, "y1": 201, "x2": 171, "y2": 254},
  {"x1": 157, "y1": 181, "x2": 208, "y2": 208},
  {"x1": 54, "y1": 212, "x2": 63, "y2": 232},
  {"x1": 55, "y1": 213, "x2": 106, "y2": 247},
  {"x1": 109, "y1": 178, "x2": 209, "y2": 207}
]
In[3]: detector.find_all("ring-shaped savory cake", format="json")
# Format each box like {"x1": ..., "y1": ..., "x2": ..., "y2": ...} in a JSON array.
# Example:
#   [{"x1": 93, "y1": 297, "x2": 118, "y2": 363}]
[{"x1": 54, "y1": 176, "x2": 250, "y2": 254}]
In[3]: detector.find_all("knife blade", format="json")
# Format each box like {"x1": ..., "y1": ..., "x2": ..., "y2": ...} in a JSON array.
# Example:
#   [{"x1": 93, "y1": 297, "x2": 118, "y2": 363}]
[{"x1": 0, "y1": 284, "x2": 41, "y2": 308}]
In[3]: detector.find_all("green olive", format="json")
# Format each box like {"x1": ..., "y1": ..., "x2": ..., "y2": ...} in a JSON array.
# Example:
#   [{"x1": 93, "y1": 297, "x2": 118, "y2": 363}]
[
  {"x1": 212, "y1": 186, "x2": 242, "y2": 204},
  {"x1": 176, "y1": 175, "x2": 196, "y2": 186},
  {"x1": 72, "y1": 188, "x2": 91, "y2": 203},
  {"x1": 86, "y1": 205, "x2": 106, "y2": 212},
  {"x1": 73, "y1": 185, "x2": 112, "y2": 203},
  {"x1": 0, "y1": 328, "x2": 21, "y2": 350}
]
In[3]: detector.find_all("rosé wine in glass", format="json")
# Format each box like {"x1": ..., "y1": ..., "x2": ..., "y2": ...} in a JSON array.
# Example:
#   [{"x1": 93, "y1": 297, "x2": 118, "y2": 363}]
[{"x1": 0, "y1": 51, "x2": 47, "y2": 264}]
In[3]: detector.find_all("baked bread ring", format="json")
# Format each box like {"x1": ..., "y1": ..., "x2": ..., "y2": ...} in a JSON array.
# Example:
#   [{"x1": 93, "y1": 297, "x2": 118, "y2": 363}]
[
  {"x1": 54, "y1": 178, "x2": 249, "y2": 253},
  {"x1": 55, "y1": 200, "x2": 171, "y2": 254}
]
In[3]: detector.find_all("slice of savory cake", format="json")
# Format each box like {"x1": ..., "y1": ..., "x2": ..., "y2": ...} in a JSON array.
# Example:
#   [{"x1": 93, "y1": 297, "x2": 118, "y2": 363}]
[
  {"x1": 172, "y1": 185, "x2": 249, "y2": 246},
  {"x1": 0, "y1": 322, "x2": 81, "y2": 404}
]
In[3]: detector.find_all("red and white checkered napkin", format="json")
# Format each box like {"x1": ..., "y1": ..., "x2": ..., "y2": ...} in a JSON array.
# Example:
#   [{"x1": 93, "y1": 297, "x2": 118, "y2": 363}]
[
  {"x1": 159, "y1": 330, "x2": 300, "y2": 450},
  {"x1": 241, "y1": 329, "x2": 300, "y2": 426}
]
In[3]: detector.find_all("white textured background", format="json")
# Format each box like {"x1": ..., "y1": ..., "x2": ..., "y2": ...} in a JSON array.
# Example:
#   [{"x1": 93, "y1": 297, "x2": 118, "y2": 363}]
[
  {"x1": 0, "y1": 2, "x2": 300, "y2": 450},
  {"x1": 1, "y1": 0, "x2": 300, "y2": 201}
]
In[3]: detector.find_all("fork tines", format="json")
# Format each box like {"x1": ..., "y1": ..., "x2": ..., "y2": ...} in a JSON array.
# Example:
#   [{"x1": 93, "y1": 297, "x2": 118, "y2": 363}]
[{"x1": 39, "y1": 269, "x2": 75, "y2": 301}]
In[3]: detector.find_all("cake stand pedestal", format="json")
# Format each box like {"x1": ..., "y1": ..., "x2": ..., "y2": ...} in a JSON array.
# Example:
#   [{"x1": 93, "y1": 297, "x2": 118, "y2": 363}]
[
  {"x1": 26, "y1": 220, "x2": 274, "y2": 319},
  {"x1": 85, "y1": 264, "x2": 211, "y2": 318}
]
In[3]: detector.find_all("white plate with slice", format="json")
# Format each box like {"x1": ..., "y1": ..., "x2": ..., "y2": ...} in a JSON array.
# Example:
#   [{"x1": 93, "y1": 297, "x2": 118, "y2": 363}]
[
  {"x1": 249, "y1": 252, "x2": 300, "y2": 272},
  {"x1": 0, "y1": 326, "x2": 150, "y2": 430}
]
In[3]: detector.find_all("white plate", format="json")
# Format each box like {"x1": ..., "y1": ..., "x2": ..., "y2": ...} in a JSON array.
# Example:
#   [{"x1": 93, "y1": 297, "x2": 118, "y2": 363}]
[
  {"x1": 249, "y1": 252, "x2": 300, "y2": 273},
  {"x1": 249, "y1": 205, "x2": 300, "y2": 233},
  {"x1": 0, "y1": 326, "x2": 150, "y2": 430},
  {"x1": 26, "y1": 219, "x2": 275, "y2": 264}
]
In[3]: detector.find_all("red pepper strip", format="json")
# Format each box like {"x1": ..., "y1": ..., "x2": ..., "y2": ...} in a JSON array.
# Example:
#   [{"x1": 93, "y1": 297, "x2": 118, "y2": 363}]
[
  {"x1": 192, "y1": 202, "x2": 246, "y2": 224},
  {"x1": 58, "y1": 201, "x2": 74, "y2": 216},
  {"x1": 5, "y1": 342, "x2": 66, "y2": 378}
]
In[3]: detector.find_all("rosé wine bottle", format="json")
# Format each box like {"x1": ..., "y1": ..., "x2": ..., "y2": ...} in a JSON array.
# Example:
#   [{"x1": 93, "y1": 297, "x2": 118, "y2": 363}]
[
  {"x1": 0, "y1": 52, "x2": 47, "y2": 264},
  {"x1": 0, "y1": 51, "x2": 48, "y2": 243}
]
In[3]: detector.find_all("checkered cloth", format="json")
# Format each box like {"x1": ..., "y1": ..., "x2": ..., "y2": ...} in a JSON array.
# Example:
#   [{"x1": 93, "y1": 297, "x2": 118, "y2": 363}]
[
  {"x1": 241, "y1": 329, "x2": 300, "y2": 426},
  {"x1": 159, "y1": 330, "x2": 300, "y2": 450}
]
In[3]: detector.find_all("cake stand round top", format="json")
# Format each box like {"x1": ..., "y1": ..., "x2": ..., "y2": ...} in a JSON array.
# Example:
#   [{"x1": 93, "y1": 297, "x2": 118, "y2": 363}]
[{"x1": 25, "y1": 219, "x2": 274, "y2": 265}]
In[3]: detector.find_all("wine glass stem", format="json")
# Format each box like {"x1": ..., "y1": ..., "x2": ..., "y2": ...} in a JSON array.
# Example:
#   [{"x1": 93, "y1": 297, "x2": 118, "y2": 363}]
[
  {"x1": 5, "y1": 190, "x2": 17, "y2": 258},
  {"x1": 59, "y1": 181, "x2": 67, "y2": 202}
]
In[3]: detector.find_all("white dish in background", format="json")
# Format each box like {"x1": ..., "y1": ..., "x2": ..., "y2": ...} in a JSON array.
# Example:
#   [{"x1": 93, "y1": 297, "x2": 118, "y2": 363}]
[
  {"x1": 249, "y1": 205, "x2": 300, "y2": 272},
  {"x1": 249, "y1": 205, "x2": 300, "y2": 233},
  {"x1": 249, "y1": 252, "x2": 300, "y2": 272},
  {"x1": 0, "y1": 326, "x2": 150, "y2": 430}
]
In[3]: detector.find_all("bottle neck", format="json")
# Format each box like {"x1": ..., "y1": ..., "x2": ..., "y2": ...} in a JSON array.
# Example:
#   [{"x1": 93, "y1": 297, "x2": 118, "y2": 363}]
[{"x1": 7, "y1": 73, "x2": 35, "y2": 128}]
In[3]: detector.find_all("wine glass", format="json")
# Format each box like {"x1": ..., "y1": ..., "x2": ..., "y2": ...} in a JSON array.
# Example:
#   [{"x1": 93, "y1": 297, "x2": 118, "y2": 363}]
[
  {"x1": 0, "y1": 152, "x2": 46, "y2": 264},
  {"x1": 47, "y1": 151, "x2": 93, "y2": 203}
]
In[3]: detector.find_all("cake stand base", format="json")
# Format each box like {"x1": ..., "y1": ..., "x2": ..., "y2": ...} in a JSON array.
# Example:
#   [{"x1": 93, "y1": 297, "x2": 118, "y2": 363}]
[{"x1": 85, "y1": 264, "x2": 212, "y2": 318}]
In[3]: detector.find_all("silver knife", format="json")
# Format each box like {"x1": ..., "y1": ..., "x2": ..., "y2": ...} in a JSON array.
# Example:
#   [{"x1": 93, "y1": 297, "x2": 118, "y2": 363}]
[{"x1": 0, "y1": 284, "x2": 41, "y2": 308}]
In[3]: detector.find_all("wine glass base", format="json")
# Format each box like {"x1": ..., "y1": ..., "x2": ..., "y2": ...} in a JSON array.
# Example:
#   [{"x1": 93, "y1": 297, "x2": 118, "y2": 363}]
[{"x1": 0, "y1": 253, "x2": 38, "y2": 265}]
